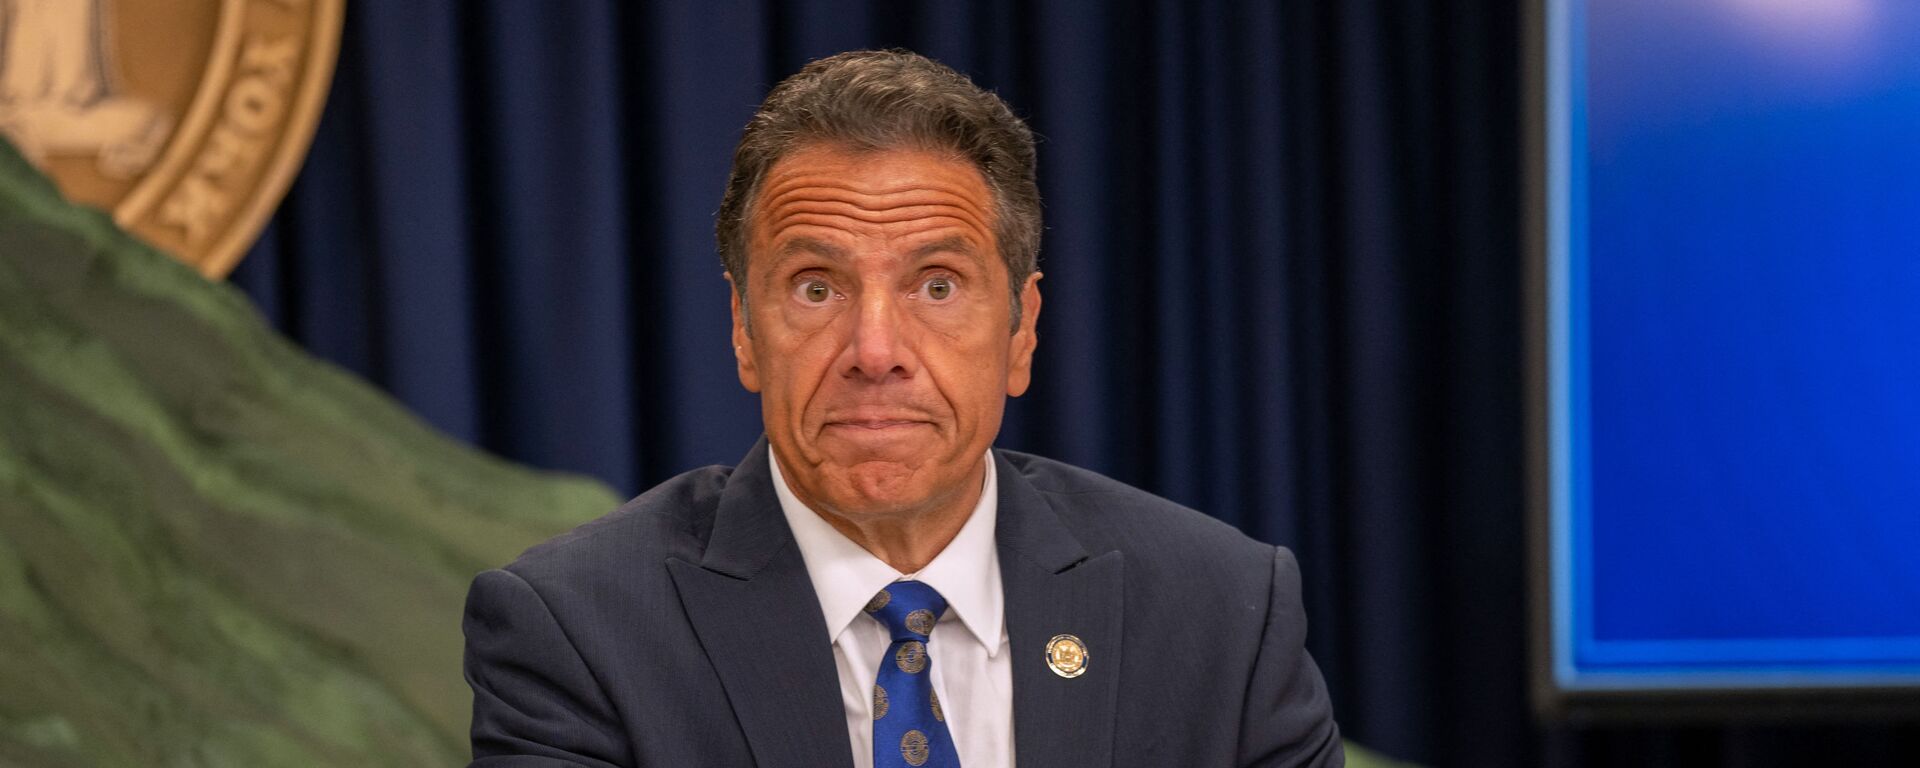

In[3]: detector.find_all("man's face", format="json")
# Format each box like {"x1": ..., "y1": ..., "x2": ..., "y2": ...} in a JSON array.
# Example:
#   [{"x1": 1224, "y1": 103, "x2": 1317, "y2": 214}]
[{"x1": 729, "y1": 145, "x2": 1041, "y2": 523}]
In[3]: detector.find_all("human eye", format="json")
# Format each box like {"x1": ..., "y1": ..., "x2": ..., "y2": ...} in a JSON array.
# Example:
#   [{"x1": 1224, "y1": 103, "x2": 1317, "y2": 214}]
[
  {"x1": 792, "y1": 276, "x2": 837, "y2": 304},
  {"x1": 915, "y1": 274, "x2": 958, "y2": 302}
]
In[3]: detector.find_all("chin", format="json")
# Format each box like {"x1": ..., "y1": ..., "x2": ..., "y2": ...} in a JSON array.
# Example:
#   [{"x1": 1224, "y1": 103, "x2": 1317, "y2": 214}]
[{"x1": 820, "y1": 461, "x2": 938, "y2": 517}]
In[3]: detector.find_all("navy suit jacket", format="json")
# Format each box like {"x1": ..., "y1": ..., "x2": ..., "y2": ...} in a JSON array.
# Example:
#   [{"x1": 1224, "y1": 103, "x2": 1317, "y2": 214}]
[{"x1": 463, "y1": 440, "x2": 1342, "y2": 767}]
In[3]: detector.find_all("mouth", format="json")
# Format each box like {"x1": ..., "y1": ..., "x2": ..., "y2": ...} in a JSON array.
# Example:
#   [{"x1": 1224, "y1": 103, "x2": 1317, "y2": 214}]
[
  {"x1": 817, "y1": 411, "x2": 939, "y2": 447},
  {"x1": 820, "y1": 405, "x2": 939, "y2": 431},
  {"x1": 827, "y1": 419, "x2": 929, "y2": 430}
]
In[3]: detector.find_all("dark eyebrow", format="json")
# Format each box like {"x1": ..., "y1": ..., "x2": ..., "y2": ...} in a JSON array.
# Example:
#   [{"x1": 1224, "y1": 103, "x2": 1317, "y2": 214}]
[
  {"x1": 763, "y1": 237, "x2": 848, "y2": 279},
  {"x1": 908, "y1": 236, "x2": 982, "y2": 263},
  {"x1": 774, "y1": 236, "x2": 849, "y2": 262}
]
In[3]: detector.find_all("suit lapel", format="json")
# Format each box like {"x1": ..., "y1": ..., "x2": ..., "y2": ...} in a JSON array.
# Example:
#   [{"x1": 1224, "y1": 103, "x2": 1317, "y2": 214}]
[
  {"x1": 995, "y1": 451, "x2": 1125, "y2": 768},
  {"x1": 668, "y1": 440, "x2": 854, "y2": 768}
]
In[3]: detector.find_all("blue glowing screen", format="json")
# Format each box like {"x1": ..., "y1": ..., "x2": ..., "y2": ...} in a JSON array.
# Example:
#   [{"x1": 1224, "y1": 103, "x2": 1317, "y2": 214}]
[{"x1": 1551, "y1": 0, "x2": 1920, "y2": 689}]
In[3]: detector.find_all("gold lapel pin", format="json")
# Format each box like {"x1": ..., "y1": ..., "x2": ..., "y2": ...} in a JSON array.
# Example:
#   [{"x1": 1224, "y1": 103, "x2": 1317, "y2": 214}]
[{"x1": 1045, "y1": 633, "x2": 1088, "y2": 678}]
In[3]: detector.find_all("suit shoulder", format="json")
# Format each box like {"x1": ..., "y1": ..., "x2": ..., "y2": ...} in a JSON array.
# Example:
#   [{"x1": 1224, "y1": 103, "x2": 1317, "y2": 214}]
[
  {"x1": 998, "y1": 449, "x2": 1274, "y2": 569},
  {"x1": 501, "y1": 464, "x2": 730, "y2": 587}
]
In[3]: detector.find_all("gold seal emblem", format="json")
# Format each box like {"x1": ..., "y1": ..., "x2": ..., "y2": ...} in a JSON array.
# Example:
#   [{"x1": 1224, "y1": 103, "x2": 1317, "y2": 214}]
[
  {"x1": 900, "y1": 729, "x2": 930, "y2": 766},
  {"x1": 895, "y1": 640, "x2": 928, "y2": 674},
  {"x1": 865, "y1": 588, "x2": 891, "y2": 613},
  {"x1": 0, "y1": 0, "x2": 343, "y2": 279},
  {"x1": 905, "y1": 608, "x2": 936, "y2": 636},
  {"x1": 929, "y1": 688, "x2": 943, "y2": 722},
  {"x1": 871, "y1": 684, "x2": 889, "y2": 720},
  {"x1": 1045, "y1": 633, "x2": 1088, "y2": 678}
]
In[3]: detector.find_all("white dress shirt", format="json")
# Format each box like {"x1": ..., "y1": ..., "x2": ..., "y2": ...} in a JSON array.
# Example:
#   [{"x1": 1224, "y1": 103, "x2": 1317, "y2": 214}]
[{"x1": 769, "y1": 452, "x2": 1013, "y2": 768}]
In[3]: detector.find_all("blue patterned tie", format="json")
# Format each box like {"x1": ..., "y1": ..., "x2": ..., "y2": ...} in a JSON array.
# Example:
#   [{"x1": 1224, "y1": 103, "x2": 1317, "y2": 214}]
[{"x1": 865, "y1": 580, "x2": 962, "y2": 768}]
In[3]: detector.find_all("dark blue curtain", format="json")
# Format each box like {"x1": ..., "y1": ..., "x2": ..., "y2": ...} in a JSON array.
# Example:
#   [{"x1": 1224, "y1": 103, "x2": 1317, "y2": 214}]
[{"x1": 230, "y1": 2, "x2": 1919, "y2": 766}]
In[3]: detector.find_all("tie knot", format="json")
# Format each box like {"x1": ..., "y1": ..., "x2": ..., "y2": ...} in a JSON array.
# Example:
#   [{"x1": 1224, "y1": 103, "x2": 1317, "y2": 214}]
[{"x1": 864, "y1": 580, "x2": 948, "y2": 641}]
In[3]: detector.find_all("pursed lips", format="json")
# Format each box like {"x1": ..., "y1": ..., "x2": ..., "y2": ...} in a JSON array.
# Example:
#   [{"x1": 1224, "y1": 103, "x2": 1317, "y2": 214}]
[{"x1": 820, "y1": 410, "x2": 938, "y2": 432}]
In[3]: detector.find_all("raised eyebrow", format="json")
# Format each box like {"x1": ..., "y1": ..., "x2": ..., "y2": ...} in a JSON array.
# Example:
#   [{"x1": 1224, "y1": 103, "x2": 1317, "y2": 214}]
[
  {"x1": 766, "y1": 237, "x2": 849, "y2": 273},
  {"x1": 908, "y1": 236, "x2": 984, "y2": 264}
]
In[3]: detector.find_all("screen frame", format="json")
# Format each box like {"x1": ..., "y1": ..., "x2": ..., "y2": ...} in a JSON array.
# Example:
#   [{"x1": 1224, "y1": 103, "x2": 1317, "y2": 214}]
[{"x1": 1521, "y1": 0, "x2": 1920, "y2": 723}]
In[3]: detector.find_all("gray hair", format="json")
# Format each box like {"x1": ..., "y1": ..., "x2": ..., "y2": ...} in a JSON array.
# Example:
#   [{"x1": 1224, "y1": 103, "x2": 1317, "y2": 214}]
[{"x1": 715, "y1": 49, "x2": 1041, "y2": 329}]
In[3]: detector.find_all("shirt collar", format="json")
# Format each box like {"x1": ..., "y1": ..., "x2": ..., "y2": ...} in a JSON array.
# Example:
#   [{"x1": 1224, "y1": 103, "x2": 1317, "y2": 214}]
[{"x1": 770, "y1": 449, "x2": 1005, "y2": 656}]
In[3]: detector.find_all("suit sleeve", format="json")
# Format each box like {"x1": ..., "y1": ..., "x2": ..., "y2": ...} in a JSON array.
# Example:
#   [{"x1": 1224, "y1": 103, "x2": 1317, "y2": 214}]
[
  {"x1": 463, "y1": 567, "x2": 630, "y2": 767},
  {"x1": 1236, "y1": 547, "x2": 1344, "y2": 768}
]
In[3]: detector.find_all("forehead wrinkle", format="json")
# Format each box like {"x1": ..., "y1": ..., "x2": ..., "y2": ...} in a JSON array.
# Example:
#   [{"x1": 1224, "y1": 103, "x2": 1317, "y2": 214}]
[
  {"x1": 758, "y1": 184, "x2": 994, "y2": 231},
  {"x1": 758, "y1": 155, "x2": 988, "y2": 198},
  {"x1": 758, "y1": 188, "x2": 994, "y2": 243},
  {"x1": 764, "y1": 215, "x2": 987, "y2": 263},
  {"x1": 758, "y1": 158, "x2": 992, "y2": 207},
  {"x1": 748, "y1": 149, "x2": 1001, "y2": 277},
  {"x1": 763, "y1": 204, "x2": 993, "y2": 238},
  {"x1": 760, "y1": 168, "x2": 981, "y2": 197}
]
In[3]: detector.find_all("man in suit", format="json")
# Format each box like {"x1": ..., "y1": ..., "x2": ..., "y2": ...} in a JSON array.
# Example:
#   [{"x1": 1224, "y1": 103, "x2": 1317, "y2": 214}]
[{"x1": 463, "y1": 49, "x2": 1343, "y2": 768}]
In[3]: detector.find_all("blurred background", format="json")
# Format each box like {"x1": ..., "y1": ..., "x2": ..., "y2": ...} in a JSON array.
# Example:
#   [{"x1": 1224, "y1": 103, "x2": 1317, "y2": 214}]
[{"x1": 4, "y1": 0, "x2": 1917, "y2": 766}]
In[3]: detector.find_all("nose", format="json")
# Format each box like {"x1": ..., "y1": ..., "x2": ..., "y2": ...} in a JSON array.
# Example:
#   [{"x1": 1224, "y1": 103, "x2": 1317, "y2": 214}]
[{"x1": 841, "y1": 289, "x2": 918, "y2": 383}]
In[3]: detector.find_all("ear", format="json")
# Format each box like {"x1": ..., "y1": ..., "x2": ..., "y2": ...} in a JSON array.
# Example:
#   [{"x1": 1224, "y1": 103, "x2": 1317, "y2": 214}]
[
  {"x1": 1006, "y1": 272, "x2": 1042, "y2": 397},
  {"x1": 726, "y1": 272, "x2": 761, "y2": 393}
]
